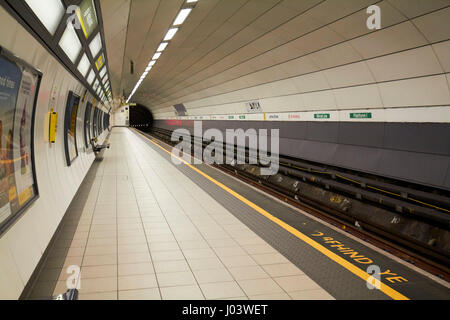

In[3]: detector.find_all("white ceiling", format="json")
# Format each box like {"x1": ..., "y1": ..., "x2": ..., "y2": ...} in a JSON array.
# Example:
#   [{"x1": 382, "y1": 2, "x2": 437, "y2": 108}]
[{"x1": 100, "y1": 0, "x2": 450, "y2": 112}]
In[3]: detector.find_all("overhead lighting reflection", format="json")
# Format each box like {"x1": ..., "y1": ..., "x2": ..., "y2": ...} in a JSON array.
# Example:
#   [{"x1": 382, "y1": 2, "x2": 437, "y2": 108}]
[
  {"x1": 173, "y1": 8, "x2": 192, "y2": 26},
  {"x1": 164, "y1": 28, "x2": 178, "y2": 41},
  {"x1": 126, "y1": 1, "x2": 199, "y2": 104},
  {"x1": 157, "y1": 42, "x2": 169, "y2": 52}
]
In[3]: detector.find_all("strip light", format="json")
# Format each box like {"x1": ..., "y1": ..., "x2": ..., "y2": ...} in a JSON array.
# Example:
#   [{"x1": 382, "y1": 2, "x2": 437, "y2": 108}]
[
  {"x1": 164, "y1": 28, "x2": 179, "y2": 41},
  {"x1": 126, "y1": 1, "x2": 198, "y2": 104},
  {"x1": 152, "y1": 52, "x2": 162, "y2": 60},
  {"x1": 157, "y1": 42, "x2": 169, "y2": 52},
  {"x1": 174, "y1": 9, "x2": 192, "y2": 26}
]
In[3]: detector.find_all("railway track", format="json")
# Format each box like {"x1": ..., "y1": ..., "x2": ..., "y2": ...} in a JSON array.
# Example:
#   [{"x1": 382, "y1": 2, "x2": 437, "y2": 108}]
[{"x1": 142, "y1": 128, "x2": 450, "y2": 281}]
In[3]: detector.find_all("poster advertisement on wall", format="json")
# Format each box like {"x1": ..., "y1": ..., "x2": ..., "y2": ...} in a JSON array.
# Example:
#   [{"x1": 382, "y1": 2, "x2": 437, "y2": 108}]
[
  {"x1": 13, "y1": 69, "x2": 39, "y2": 206},
  {"x1": 64, "y1": 91, "x2": 80, "y2": 166},
  {"x1": 84, "y1": 102, "x2": 92, "y2": 148},
  {"x1": 0, "y1": 48, "x2": 40, "y2": 234},
  {"x1": 92, "y1": 107, "x2": 98, "y2": 138}
]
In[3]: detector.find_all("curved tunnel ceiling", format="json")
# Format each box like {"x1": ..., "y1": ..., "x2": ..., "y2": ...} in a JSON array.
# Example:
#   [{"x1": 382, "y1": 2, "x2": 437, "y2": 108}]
[{"x1": 100, "y1": 0, "x2": 450, "y2": 113}]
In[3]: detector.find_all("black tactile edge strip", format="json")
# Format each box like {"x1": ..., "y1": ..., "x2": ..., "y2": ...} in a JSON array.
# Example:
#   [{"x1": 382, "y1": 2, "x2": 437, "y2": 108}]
[{"x1": 134, "y1": 130, "x2": 450, "y2": 300}]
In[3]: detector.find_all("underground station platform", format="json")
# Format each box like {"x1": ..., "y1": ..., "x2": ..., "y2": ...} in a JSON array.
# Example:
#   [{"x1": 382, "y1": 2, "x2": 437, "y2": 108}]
[{"x1": 0, "y1": 0, "x2": 449, "y2": 316}]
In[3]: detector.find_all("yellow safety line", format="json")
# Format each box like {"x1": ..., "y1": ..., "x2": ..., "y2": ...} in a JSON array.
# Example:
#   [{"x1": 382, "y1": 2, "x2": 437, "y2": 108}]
[
  {"x1": 135, "y1": 130, "x2": 409, "y2": 300},
  {"x1": 409, "y1": 197, "x2": 450, "y2": 213}
]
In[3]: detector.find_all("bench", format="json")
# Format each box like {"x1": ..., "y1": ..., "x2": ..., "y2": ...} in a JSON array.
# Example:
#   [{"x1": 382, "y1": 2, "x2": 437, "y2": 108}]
[{"x1": 90, "y1": 137, "x2": 110, "y2": 160}]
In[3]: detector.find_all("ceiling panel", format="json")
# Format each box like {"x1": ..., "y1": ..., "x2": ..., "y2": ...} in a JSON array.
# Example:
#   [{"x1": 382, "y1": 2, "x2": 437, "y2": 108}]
[{"x1": 99, "y1": 0, "x2": 450, "y2": 112}]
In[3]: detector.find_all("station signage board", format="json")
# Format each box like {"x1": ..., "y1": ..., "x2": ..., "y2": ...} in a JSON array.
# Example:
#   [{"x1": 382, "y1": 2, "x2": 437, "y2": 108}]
[{"x1": 350, "y1": 112, "x2": 372, "y2": 119}]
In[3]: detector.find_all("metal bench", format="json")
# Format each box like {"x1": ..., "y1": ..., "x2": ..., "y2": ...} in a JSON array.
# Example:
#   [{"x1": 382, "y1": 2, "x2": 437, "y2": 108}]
[{"x1": 90, "y1": 137, "x2": 110, "y2": 160}]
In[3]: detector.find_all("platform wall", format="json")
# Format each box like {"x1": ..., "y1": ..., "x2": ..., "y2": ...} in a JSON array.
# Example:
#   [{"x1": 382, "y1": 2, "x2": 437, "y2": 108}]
[{"x1": 0, "y1": 6, "x2": 109, "y2": 299}]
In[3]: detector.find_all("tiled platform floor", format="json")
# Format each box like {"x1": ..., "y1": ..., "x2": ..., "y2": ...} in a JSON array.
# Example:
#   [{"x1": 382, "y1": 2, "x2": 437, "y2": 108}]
[{"x1": 28, "y1": 128, "x2": 334, "y2": 300}]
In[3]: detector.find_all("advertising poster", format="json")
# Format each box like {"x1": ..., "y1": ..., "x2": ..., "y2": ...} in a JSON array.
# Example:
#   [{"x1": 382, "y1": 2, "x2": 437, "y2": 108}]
[
  {"x1": 77, "y1": 0, "x2": 98, "y2": 39},
  {"x1": 65, "y1": 92, "x2": 79, "y2": 165},
  {"x1": 92, "y1": 107, "x2": 98, "y2": 138},
  {"x1": 0, "y1": 49, "x2": 40, "y2": 233},
  {"x1": 0, "y1": 56, "x2": 21, "y2": 224},
  {"x1": 84, "y1": 102, "x2": 92, "y2": 148},
  {"x1": 12, "y1": 69, "x2": 38, "y2": 206}
]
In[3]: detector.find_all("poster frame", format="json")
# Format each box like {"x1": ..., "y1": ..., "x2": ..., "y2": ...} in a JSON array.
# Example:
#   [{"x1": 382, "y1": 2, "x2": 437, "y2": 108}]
[
  {"x1": 92, "y1": 107, "x2": 99, "y2": 138},
  {"x1": 0, "y1": 46, "x2": 41, "y2": 236},
  {"x1": 63, "y1": 91, "x2": 80, "y2": 166},
  {"x1": 84, "y1": 101, "x2": 92, "y2": 148}
]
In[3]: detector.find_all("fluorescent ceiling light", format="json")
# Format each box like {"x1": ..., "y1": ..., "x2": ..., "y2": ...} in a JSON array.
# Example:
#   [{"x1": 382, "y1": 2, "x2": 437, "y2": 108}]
[
  {"x1": 93, "y1": 79, "x2": 99, "y2": 90},
  {"x1": 102, "y1": 75, "x2": 108, "y2": 83},
  {"x1": 157, "y1": 42, "x2": 169, "y2": 52},
  {"x1": 25, "y1": 0, "x2": 65, "y2": 35},
  {"x1": 143, "y1": 71, "x2": 148, "y2": 77},
  {"x1": 153, "y1": 52, "x2": 162, "y2": 60},
  {"x1": 174, "y1": 8, "x2": 192, "y2": 26},
  {"x1": 89, "y1": 32, "x2": 102, "y2": 58},
  {"x1": 145, "y1": 66, "x2": 152, "y2": 72},
  {"x1": 148, "y1": 61, "x2": 156, "y2": 67},
  {"x1": 99, "y1": 66, "x2": 107, "y2": 78},
  {"x1": 164, "y1": 28, "x2": 178, "y2": 41},
  {"x1": 96, "y1": 86, "x2": 101, "y2": 95},
  {"x1": 186, "y1": 0, "x2": 198, "y2": 3},
  {"x1": 87, "y1": 69, "x2": 95, "y2": 84},
  {"x1": 77, "y1": 54, "x2": 90, "y2": 77},
  {"x1": 58, "y1": 23, "x2": 82, "y2": 63}
]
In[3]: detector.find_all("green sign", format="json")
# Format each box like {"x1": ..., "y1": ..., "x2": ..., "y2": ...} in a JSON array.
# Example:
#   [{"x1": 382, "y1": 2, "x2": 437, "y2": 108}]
[
  {"x1": 228, "y1": 116, "x2": 234, "y2": 120},
  {"x1": 77, "y1": 0, "x2": 98, "y2": 39},
  {"x1": 239, "y1": 115, "x2": 246, "y2": 120},
  {"x1": 314, "y1": 113, "x2": 330, "y2": 119},
  {"x1": 350, "y1": 112, "x2": 372, "y2": 119}
]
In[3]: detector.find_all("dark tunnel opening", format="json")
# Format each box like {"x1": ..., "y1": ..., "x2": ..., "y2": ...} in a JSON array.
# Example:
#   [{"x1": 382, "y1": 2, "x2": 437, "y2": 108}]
[{"x1": 129, "y1": 104, "x2": 154, "y2": 133}]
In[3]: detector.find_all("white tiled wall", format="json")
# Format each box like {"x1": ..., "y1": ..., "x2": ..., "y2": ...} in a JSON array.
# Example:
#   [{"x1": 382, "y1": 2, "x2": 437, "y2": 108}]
[{"x1": 0, "y1": 6, "x2": 109, "y2": 299}]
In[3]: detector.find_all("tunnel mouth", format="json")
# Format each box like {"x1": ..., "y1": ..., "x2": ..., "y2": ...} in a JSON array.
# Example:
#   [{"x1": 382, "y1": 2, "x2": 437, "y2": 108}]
[{"x1": 129, "y1": 104, "x2": 154, "y2": 133}]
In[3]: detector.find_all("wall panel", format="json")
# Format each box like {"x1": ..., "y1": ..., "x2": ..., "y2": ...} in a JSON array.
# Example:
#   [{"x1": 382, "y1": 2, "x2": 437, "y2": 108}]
[{"x1": 0, "y1": 6, "x2": 109, "y2": 299}]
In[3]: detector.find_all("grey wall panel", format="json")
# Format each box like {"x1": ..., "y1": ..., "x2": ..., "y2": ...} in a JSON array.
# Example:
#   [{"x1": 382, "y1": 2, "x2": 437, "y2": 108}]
[
  {"x1": 332, "y1": 145, "x2": 384, "y2": 174},
  {"x1": 338, "y1": 122, "x2": 385, "y2": 148},
  {"x1": 279, "y1": 122, "x2": 308, "y2": 140},
  {"x1": 279, "y1": 139, "x2": 338, "y2": 164},
  {"x1": 444, "y1": 165, "x2": 450, "y2": 189},
  {"x1": 306, "y1": 122, "x2": 339, "y2": 143},
  {"x1": 384, "y1": 123, "x2": 450, "y2": 156},
  {"x1": 153, "y1": 120, "x2": 450, "y2": 190},
  {"x1": 377, "y1": 150, "x2": 449, "y2": 188}
]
